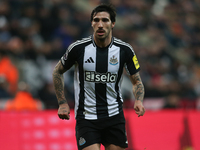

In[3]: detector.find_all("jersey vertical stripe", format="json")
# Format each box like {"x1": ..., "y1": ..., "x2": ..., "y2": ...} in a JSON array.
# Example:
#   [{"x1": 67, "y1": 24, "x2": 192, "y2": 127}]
[
  {"x1": 95, "y1": 47, "x2": 109, "y2": 119},
  {"x1": 74, "y1": 40, "x2": 92, "y2": 119},
  {"x1": 115, "y1": 49, "x2": 124, "y2": 113},
  {"x1": 74, "y1": 65, "x2": 80, "y2": 118},
  {"x1": 83, "y1": 44, "x2": 97, "y2": 119},
  {"x1": 107, "y1": 45, "x2": 121, "y2": 117},
  {"x1": 75, "y1": 55, "x2": 85, "y2": 119}
]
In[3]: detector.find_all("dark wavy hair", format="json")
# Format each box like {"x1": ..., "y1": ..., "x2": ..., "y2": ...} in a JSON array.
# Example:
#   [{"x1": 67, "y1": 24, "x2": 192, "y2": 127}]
[{"x1": 91, "y1": 3, "x2": 116, "y2": 23}]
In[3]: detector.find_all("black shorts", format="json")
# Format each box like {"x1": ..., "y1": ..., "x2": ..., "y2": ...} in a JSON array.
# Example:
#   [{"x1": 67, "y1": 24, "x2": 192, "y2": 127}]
[{"x1": 75, "y1": 112, "x2": 128, "y2": 150}]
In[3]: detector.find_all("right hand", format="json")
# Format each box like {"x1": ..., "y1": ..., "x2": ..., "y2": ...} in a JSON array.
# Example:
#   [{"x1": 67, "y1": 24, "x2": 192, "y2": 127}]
[{"x1": 58, "y1": 103, "x2": 70, "y2": 120}]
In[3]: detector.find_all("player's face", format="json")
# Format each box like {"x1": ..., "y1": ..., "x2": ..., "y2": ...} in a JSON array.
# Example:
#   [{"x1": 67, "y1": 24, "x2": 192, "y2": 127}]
[{"x1": 91, "y1": 11, "x2": 115, "y2": 41}]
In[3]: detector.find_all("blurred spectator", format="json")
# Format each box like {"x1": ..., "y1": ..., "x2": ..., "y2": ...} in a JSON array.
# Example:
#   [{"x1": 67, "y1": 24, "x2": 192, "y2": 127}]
[
  {"x1": 5, "y1": 81, "x2": 43, "y2": 111},
  {"x1": 0, "y1": 50, "x2": 19, "y2": 98}
]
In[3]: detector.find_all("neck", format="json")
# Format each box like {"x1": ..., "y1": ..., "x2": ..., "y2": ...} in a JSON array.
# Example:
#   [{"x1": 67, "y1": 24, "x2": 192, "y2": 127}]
[{"x1": 93, "y1": 34, "x2": 112, "y2": 48}]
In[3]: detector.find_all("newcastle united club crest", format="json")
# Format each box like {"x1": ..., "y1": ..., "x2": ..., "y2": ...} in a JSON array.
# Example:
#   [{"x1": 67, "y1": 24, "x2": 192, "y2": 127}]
[{"x1": 109, "y1": 55, "x2": 118, "y2": 65}]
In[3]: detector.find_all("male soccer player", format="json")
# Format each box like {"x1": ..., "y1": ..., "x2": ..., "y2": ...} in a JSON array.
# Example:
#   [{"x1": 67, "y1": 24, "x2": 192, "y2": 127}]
[{"x1": 52, "y1": 3, "x2": 145, "y2": 150}]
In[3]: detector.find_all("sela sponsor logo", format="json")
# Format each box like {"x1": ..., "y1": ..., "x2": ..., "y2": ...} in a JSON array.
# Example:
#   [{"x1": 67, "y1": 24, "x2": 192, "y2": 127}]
[
  {"x1": 85, "y1": 71, "x2": 117, "y2": 83},
  {"x1": 79, "y1": 137, "x2": 86, "y2": 146}
]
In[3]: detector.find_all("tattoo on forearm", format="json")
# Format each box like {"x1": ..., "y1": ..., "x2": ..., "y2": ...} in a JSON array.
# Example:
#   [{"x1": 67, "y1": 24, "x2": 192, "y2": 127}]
[
  {"x1": 52, "y1": 61, "x2": 67, "y2": 104},
  {"x1": 132, "y1": 73, "x2": 145, "y2": 102}
]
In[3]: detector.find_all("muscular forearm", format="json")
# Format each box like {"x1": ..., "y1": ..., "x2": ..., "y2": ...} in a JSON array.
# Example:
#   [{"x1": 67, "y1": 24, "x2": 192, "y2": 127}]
[
  {"x1": 130, "y1": 73, "x2": 145, "y2": 102},
  {"x1": 52, "y1": 62, "x2": 67, "y2": 105},
  {"x1": 130, "y1": 72, "x2": 145, "y2": 117},
  {"x1": 133, "y1": 80, "x2": 144, "y2": 102}
]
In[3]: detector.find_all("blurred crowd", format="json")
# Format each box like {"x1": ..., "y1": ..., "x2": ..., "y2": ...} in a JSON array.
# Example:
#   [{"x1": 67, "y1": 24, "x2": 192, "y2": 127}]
[{"x1": 0, "y1": 0, "x2": 200, "y2": 110}]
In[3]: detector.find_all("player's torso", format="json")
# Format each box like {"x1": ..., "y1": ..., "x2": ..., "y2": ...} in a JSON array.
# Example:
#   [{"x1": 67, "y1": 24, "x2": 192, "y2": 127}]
[{"x1": 74, "y1": 41, "x2": 126, "y2": 119}]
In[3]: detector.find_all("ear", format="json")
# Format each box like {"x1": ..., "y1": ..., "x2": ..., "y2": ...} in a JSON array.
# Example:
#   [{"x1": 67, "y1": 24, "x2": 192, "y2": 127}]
[
  {"x1": 91, "y1": 21, "x2": 94, "y2": 27},
  {"x1": 112, "y1": 22, "x2": 115, "y2": 29}
]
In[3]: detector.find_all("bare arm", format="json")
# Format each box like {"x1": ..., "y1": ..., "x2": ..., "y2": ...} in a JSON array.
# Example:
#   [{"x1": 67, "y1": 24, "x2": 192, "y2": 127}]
[
  {"x1": 52, "y1": 61, "x2": 70, "y2": 120},
  {"x1": 130, "y1": 72, "x2": 145, "y2": 102},
  {"x1": 129, "y1": 72, "x2": 145, "y2": 117}
]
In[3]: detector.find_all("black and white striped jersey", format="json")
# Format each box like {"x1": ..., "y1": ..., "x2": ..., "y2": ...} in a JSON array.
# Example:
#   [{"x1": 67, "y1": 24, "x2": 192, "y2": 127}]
[{"x1": 61, "y1": 36, "x2": 140, "y2": 120}]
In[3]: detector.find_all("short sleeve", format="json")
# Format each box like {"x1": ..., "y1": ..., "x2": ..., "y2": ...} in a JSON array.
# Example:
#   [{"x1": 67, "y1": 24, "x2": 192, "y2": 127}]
[
  {"x1": 60, "y1": 43, "x2": 77, "y2": 70},
  {"x1": 124, "y1": 46, "x2": 140, "y2": 75}
]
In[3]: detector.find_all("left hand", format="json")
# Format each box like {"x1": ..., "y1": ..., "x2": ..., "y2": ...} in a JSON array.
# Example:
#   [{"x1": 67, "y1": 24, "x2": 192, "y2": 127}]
[{"x1": 134, "y1": 100, "x2": 145, "y2": 117}]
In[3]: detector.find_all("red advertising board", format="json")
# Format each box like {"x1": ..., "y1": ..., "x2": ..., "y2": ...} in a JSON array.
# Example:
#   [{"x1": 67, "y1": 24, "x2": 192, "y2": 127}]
[{"x1": 0, "y1": 110, "x2": 199, "y2": 150}]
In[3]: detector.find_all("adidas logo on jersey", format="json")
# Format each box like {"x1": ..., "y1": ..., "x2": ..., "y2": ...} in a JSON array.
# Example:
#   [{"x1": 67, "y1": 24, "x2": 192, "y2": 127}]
[
  {"x1": 85, "y1": 57, "x2": 94, "y2": 63},
  {"x1": 85, "y1": 71, "x2": 117, "y2": 83}
]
